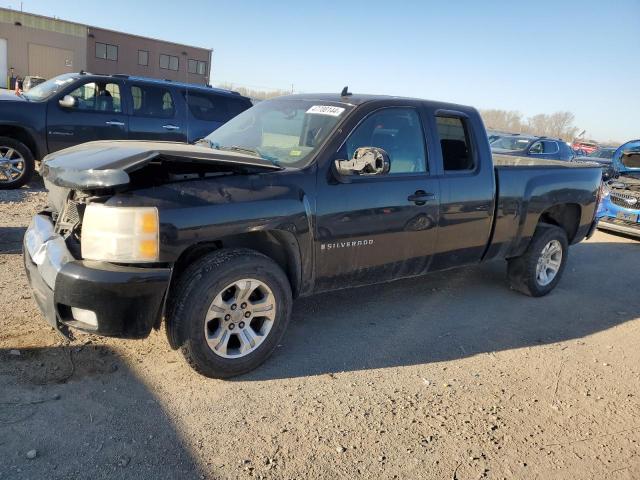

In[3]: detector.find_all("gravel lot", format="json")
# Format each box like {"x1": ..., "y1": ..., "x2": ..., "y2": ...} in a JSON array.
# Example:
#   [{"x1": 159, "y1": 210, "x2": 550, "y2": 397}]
[{"x1": 1, "y1": 180, "x2": 639, "y2": 479}]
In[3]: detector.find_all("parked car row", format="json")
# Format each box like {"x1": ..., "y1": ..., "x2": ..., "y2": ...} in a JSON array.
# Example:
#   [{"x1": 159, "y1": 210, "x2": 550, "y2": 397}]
[{"x1": 0, "y1": 72, "x2": 253, "y2": 189}]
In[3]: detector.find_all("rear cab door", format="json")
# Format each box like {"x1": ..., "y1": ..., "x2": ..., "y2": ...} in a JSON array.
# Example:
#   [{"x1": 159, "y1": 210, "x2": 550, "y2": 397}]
[
  {"x1": 126, "y1": 82, "x2": 186, "y2": 142},
  {"x1": 46, "y1": 77, "x2": 128, "y2": 152},
  {"x1": 424, "y1": 107, "x2": 496, "y2": 269}
]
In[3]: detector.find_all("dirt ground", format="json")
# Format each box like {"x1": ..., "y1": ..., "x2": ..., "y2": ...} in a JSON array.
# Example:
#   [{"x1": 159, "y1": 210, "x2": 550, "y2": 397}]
[{"x1": 1, "y1": 180, "x2": 639, "y2": 480}]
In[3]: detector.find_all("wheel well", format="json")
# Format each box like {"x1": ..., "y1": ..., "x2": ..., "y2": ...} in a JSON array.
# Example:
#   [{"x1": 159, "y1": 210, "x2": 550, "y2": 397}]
[
  {"x1": 538, "y1": 203, "x2": 581, "y2": 242},
  {"x1": 170, "y1": 230, "x2": 302, "y2": 300},
  {"x1": 0, "y1": 126, "x2": 39, "y2": 159}
]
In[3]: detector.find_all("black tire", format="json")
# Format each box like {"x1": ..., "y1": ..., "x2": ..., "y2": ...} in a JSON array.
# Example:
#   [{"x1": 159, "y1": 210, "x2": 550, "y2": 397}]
[
  {"x1": 166, "y1": 248, "x2": 292, "y2": 378},
  {"x1": 0, "y1": 137, "x2": 35, "y2": 190},
  {"x1": 507, "y1": 223, "x2": 569, "y2": 297}
]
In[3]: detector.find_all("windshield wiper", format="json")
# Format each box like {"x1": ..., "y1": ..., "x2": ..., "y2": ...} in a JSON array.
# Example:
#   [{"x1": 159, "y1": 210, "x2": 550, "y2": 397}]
[{"x1": 194, "y1": 140, "x2": 281, "y2": 167}]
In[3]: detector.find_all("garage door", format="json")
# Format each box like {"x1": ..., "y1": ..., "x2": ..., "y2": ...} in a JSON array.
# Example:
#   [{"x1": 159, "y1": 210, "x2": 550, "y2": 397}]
[
  {"x1": 0, "y1": 39, "x2": 7, "y2": 88},
  {"x1": 28, "y1": 43, "x2": 74, "y2": 79}
]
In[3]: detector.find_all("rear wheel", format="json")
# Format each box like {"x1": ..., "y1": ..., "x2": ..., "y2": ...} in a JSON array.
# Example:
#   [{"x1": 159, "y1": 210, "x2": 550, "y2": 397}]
[
  {"x1": 507, "y1": 224, "x2": 568, "y2": 297},
  {"x1": 167, "y1": 249, "x2": 292, "y2": 378},
  {"x1": 0, "y1": 137, "x2": 34, "y2": 190}
]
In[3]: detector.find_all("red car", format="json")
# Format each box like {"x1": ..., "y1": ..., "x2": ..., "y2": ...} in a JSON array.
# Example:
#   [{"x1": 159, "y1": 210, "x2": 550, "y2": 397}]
[{"x1": 572, "y1": 140, "x2": 599, "y2": 155}]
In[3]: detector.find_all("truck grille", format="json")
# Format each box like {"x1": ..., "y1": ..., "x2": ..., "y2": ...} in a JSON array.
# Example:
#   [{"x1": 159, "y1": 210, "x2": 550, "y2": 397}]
[
  {"x1": 609, "y1": 191, "x2": 640, "y2": 210},
  {"x1": 55, "y1": 199, "x2": 84, "y2": 234}
]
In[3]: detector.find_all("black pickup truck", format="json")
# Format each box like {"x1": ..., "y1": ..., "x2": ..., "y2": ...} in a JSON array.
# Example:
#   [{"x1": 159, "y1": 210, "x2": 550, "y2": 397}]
[{"x1": 24, "y1": 92, "x2": 602, "y2": 378}]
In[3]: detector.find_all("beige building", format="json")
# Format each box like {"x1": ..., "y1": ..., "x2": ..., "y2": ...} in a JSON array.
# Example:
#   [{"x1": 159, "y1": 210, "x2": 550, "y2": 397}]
[
  {"x1": 0, "y1": 8, "x2": 87, "y2": 87},
  {"x1": 0, "y1": 7, "x2": 212, "y2": 88}
]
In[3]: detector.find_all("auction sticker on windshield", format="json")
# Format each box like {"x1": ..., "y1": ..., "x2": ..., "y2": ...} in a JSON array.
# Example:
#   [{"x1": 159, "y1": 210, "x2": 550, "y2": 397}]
[{"x1": 306, "y1": 105, "x2": 345, "y2": 116}]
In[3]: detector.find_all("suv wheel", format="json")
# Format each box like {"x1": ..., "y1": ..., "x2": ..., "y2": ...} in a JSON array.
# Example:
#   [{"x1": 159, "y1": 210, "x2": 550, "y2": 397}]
[
  {"x1": 0, "y1": 137, "x2": 35, "y2": 190},
  {"x1": 507, "y1": 223, "x2": 568, "y2": 297},
  {"x1": 167, "y1": 249, "x2": 292, "y2": 378}
]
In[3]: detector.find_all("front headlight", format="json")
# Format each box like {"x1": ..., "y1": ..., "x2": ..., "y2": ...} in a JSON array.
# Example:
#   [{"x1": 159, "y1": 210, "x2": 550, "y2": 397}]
[{"x1": 81, "y1": 205, "x2": 159, "y2": 263}]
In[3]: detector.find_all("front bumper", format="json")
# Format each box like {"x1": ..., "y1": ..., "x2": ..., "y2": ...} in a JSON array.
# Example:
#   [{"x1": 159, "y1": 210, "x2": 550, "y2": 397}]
[
  {"x1": 597, "y1": 195, "x2": 640, "y2": 239},
  {"x1": 23, "y1": 213, "x2": 172, "y2": 339}
]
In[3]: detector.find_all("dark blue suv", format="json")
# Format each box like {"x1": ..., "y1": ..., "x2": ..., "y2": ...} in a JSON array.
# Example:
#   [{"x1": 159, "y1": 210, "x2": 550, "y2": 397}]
[
  {"x1": 0, "y1": 72, "x2": 252, "y2": 189},
  {"x1": 490, "y1": 135, "x2": 575, "y2": 161}
]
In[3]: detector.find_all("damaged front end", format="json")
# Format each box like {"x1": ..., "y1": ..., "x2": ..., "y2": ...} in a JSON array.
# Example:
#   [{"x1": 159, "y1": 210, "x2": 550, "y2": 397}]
[
  {"x1": 597, "y1": 141, "x2": 640, "y2": 238},
  {"x1": 25, "y1": 140, "x2": 282, "y2": 339}
]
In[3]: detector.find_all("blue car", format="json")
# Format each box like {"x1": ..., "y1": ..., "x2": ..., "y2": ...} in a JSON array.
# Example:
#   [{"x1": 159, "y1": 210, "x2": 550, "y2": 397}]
[
  {"x1": 491, "y1": 135, "x2": 575, "y2": 161},
  {"x1": 597, "y1": 139, "x2": 640, "y2": 238}
]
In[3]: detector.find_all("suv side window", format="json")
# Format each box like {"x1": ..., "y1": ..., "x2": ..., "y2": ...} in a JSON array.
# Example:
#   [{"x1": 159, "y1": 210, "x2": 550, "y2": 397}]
[
  {"x1": 344, "y1": 107, "x2": 427, "y2": 174},
  {"x1": 542, "y1": 140, "x2": 559, "y2": 154},
  {"x1": 130, "y1": 84, "x2": 175, "y2": 118},
  {"x1": 183, "y1": 91, "x2": 229, "y2": 122},
  {"x1": 435, "y1": 116, "x2": 474, "y2": 171},
  {"x1": 183, "y1": 91, "x2": 252, "y2": 122},
  {"x1": 67, "y1": 81, "x2": 122, "y2": 113}
]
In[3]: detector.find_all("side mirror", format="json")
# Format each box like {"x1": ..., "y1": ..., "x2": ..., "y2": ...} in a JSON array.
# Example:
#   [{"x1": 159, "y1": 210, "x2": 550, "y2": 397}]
[
  {"x1": 58, "y1": 95, "x2": 76, "y2": 108},
  {"x1": 334, "y1": 147, "x2": 390, "y2": 177}
]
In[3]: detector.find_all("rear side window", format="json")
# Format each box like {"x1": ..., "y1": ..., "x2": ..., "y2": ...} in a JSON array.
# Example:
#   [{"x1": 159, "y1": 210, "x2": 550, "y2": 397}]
[
  {"x1": 183, "y1": 91, "x2": 251, "y2": 122},
  {"x1": 130, "y1": 85, "x2": 175, "y2": 118},
  {"x1": 530, "y1": 140, "x2": 559, "y2": 154},
  {"x1": 436, "y1": 116, "x2": 475, "y2": 171}
]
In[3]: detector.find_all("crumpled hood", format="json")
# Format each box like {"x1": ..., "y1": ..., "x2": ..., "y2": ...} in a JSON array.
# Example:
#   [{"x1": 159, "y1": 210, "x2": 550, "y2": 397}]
[{"x1": 41, "y1": 140, "x2": 281, "y2": 190}]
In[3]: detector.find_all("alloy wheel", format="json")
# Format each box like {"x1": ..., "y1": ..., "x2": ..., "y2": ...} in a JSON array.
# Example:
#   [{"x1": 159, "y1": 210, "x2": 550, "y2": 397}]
[
  {"x1": 204, "y1": 279, "x2": 276, "y2": 358},
  {"x1": 536, "y1": 239, "x2": 563, "y2": 286}
]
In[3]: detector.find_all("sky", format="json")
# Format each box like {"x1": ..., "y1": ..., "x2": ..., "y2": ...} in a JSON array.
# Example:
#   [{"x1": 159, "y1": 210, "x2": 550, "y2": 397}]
[{"x1": 4, "y1": 0, "x2": 639, "y2": 141}]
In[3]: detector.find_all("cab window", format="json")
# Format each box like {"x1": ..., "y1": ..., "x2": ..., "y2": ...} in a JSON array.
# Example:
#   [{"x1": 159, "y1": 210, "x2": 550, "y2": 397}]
[
  {"x1": 436, "y1": 116, "x2": 474, "y2": 171},
  {"x1": 344, "y1": 107, "x2": 427, "y2": 174}
]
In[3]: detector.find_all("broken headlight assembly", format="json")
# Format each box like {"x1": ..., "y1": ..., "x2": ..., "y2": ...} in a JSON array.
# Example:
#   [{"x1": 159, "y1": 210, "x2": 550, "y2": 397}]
[{"x1": 81, "y1": 205, "x2": 159, "y2": 263}]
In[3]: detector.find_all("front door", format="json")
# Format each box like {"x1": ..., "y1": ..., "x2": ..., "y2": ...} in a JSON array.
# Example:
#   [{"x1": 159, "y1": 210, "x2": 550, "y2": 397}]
[
  {"x1": 315, "y1": 106, "x2": 440, "y2": 291},
  {"x1": 46, "y1": 79, "x2": 128, "y2": 152}
]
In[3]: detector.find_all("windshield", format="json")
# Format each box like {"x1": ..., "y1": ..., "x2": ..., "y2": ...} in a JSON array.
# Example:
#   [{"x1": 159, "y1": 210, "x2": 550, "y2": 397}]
[
  {"x1": 203, "y1": 98, "x2": 352, "y2": 167},
  {"x1": 491, "y1": 136, "x2": 532, "y2": 151},
  {"x1": 23, "y1": 73, "x2": 78, "y2": 101},
  {"x1": 588, "y1": 148, "x2": 615, "y2": 159}
]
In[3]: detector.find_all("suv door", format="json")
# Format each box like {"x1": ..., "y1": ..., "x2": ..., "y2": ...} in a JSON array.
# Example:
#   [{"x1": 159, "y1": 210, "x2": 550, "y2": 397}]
[
  {"x1": 315, "y1": 105, "x2": 440, "y2": 290},
  {"x1": 127, "y1": 83, "x2": 186, "y2": 142},
  {"x1": 46, "y1": 79, "x2": 128, "y2": 152}
]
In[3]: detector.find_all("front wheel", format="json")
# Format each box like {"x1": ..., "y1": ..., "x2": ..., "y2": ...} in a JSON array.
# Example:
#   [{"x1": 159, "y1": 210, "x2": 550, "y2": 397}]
[
  {"x1": 0, "y1": 137, "x2": 35, "y2": 190},
  {"x1": 507, "y1": 224, "x2": 569, "y2": 297},
  {"x1": 167, "y1": 249, "x2": 292, "y2": 378}
]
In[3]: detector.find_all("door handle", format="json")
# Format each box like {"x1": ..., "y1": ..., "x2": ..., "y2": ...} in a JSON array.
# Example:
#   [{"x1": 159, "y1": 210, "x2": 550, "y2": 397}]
[
  {"x1": 105, "y1": 121, "x2": 125, "y2": 126},
  {"x1": 408, "y1": 190, "x2": 435, "y2": 205},
  {"x1": 162, "y1": 124, "x2": 180, "y2": 130}
]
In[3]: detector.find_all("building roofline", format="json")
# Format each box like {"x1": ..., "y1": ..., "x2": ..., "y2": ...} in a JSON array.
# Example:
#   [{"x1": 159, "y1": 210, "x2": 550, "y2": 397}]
[
  {"x1": 0, "y1": 6, "x2": 86, "y2": 28},
  {"x1": 86, "y1": 25, "x2": 212, "y2": 53},
  {"x1": 0, "y1": 6, "x2": 212, "y2": 53}
]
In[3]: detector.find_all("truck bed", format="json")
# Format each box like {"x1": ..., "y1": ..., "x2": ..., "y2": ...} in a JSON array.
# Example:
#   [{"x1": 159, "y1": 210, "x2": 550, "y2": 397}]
[
  {"x1": 492, "y1": 154, "x2": 602, "y2": 169},
  {"x1": 484, "y1": 154, "x2": 602, "y2": 262}
]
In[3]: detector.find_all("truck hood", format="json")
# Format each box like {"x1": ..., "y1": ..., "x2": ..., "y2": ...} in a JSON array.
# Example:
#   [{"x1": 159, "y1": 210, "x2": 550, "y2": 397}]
[
  {"x1": 41, "y1": 140, "x2": 282, "y2": 190},
  {"x1": 0, "y1": 89, "x2": 27, "y2": 102}
]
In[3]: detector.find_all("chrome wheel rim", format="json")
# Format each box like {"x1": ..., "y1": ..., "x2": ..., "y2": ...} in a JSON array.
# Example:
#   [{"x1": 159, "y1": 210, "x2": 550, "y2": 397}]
[
  {"x1": 536, "y1": 239, "x2": 563, "y2": 286},
  {"x1": 204, "y1": 278, "x2": 276, "y2": 359},
  {"x1": 0, "y1": 146, "x2": 25, "y2": 183}
]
